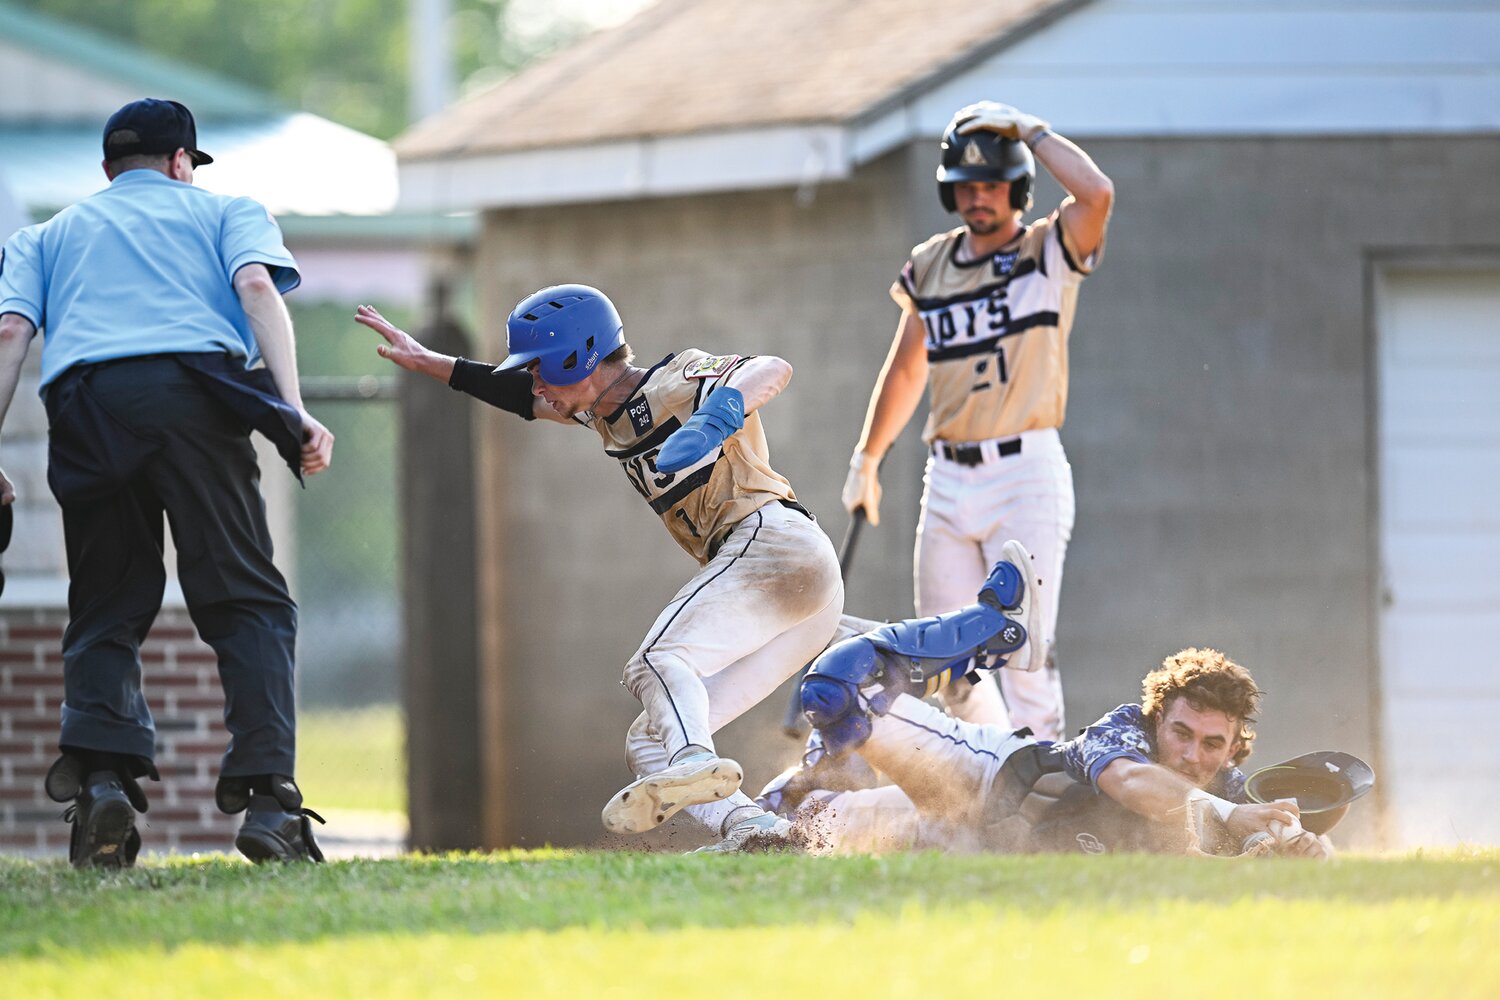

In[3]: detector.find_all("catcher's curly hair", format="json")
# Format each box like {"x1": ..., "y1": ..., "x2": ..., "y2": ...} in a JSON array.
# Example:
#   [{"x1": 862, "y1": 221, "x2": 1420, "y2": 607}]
[{"x1": 1141, "y1": 648, "x2": 1260, "y2": 766}]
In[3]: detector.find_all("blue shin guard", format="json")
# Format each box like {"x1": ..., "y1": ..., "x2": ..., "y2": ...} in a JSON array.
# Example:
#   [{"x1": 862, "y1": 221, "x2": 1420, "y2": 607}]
[{"x1": 798, "y1": 555, "x2": 1033, "y2": 755}]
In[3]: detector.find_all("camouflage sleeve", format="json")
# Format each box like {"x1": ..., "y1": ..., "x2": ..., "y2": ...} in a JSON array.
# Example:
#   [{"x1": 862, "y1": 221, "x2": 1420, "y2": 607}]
[
  {"x1": 1215, "y1": 766, "x2": 1249, "y2": 803},
  {"x1": 1058, "y1": 704, "x2": 1154, "y2": 790}
]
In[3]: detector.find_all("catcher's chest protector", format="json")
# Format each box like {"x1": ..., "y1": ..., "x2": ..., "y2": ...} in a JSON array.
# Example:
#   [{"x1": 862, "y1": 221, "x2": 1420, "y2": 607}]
[{"x1": 980, "y1": 745, "x2": 1236, "y2": 855}]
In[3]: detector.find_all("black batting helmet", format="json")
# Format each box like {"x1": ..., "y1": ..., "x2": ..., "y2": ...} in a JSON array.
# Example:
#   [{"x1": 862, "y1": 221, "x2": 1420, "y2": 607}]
[{"x1": 936, "y1": 118, "x2": 1034, "y2": 214}]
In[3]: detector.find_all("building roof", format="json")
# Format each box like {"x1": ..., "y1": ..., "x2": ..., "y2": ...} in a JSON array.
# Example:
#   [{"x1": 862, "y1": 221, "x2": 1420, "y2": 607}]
[
  {"x1": 387, "y1": 0, "x2": 1500, "y2": 213},
  {"x1": 396, "y1": 0, "x2": 1071, "y2": 161}
]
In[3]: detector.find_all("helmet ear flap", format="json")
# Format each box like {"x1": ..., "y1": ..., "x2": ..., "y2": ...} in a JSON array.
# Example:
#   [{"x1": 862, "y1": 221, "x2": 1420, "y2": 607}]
[
  {"x1": 939, "y1": 182, "x2": 956, "y2": 213},
  {"x1": 1009, "y1": 174, "x2": 1032, "y2": 212}
]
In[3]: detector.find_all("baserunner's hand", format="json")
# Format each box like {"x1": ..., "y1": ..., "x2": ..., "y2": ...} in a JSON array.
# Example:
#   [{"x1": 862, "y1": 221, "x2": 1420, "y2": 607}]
[{"x1": 355, "y1": 304, "x2": 430, "y2": 375}]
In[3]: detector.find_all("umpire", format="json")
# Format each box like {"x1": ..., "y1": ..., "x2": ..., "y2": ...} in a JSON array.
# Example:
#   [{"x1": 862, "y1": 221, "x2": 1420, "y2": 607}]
[{"x1": 0, "y1": 99, "x2": 334, "y2": 866}]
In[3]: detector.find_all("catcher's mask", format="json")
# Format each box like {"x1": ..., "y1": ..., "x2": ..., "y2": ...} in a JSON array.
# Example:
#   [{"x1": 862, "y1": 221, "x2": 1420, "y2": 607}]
[
  {"x1": 1245, "y1": 751, "x2": 1375, "y2": 835},
  {"x1": 497, "y1": 284, "x2": 624, "y2": 386},
  {"x1": 936, "y1": 118, "x2": 1034, "y2": 214}
]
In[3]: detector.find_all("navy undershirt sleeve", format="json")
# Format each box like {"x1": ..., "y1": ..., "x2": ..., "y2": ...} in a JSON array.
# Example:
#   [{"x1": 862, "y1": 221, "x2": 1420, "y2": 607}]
[{"x1": 448, "y1": 358, "x2": 535, "y2": 420}]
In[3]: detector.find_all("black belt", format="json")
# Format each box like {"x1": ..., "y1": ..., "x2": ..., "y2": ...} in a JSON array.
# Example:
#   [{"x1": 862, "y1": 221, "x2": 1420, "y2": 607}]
[
  {"x1": 938, "y1": 438, "x2": 1022, "y2": 467},
  {"x1": 777, "y1": 498, "x2": 814, "y2": 521},
  {"x1": 705, "y1": 498, "x2": 814, "y2": 561},
  {"x1": 67, "y1": 351, "x2": 217, "y2": 375}
]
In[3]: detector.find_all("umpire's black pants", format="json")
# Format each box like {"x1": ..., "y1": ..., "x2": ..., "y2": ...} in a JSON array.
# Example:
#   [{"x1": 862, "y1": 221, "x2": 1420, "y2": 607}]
[{"x1": 47, "y1": 357, "x2": 298, "y2": 778}]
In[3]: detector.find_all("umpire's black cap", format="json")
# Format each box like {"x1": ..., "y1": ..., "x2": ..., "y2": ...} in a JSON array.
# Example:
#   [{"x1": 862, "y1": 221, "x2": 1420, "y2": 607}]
[{"x1": 103, "y1": 99, "x2": 213, "y2": 166}]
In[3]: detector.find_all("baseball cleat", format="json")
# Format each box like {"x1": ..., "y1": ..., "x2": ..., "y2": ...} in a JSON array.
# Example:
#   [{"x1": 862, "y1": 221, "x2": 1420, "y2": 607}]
[
  {"x1": 601, "y1": 754, "x2": 743, "y2": 835},
  {"x1": 692, "y1": 810, "x2": 795, "y2": 855},
  {"x1": 998, "y1": 539, "x2": 1046, "y2": 673}
]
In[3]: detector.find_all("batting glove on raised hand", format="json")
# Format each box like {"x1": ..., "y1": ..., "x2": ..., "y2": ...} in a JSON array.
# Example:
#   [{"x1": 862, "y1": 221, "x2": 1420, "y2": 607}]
[
  {"x1": 953, "y1": 101, "x2": 1049, "y2": 143},
  {"x1": 841, "y1": 451, "x2": 882, "y2": 526},
  {"x1": 656, "y1": 387, "x2": 745, "y2": 474}
]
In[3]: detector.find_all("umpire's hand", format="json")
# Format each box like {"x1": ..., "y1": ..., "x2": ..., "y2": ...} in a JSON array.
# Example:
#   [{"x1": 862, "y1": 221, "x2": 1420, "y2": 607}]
[{"x1": 299, "y1": 411, "x2": 335, "y2": 476}]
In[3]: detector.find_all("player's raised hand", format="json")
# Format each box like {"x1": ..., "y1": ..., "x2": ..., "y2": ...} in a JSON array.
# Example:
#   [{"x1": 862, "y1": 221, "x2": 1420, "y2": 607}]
[
  {"x1": 953, "y1": 101, "x2": 1049, "y2": 143},
  {"x1": 355, "y1": 304, "x2": 430, "y2": 374},
  {"x1": 841, "y1": 451, "x2": 882, "y2": 526}
]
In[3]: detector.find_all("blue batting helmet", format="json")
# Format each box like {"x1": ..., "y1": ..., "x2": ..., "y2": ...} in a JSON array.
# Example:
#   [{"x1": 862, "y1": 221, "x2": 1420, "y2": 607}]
[{"x1": 496, "y1": 284, "x2": 624, "y2": 386}]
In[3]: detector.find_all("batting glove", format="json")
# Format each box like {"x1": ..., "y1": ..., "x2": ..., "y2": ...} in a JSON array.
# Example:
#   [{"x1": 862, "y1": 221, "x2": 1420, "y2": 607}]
[
  {"x1": 953, "y1": 101, "x2": 1049, "y2": 144},
  {"x1": 841, "y1": 451, "x2": 882, "y2": 526},
  {"x1": 656, "y1": 387, "x2": 744, "y2": 474}
]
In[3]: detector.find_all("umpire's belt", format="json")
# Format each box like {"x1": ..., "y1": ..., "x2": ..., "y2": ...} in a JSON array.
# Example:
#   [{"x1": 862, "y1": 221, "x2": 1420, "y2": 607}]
[
  {"x1": 936, "y1": 437, "x2": 1022, "y2": 467},
  {"x1": 45, "y1": 352, "x2": 305, "y2": 505}
]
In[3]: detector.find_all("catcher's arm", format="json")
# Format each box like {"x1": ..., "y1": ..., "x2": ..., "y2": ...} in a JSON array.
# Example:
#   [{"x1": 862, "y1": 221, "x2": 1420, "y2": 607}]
[{"x1": 1097, "y1": 758, "x2": 1301, "y2": 842}]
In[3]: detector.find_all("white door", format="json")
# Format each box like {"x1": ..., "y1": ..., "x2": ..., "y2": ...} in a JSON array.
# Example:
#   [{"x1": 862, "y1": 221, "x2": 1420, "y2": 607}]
[{"x1": 1378, "y1": 268, "x2": 1500, "y2": 848}]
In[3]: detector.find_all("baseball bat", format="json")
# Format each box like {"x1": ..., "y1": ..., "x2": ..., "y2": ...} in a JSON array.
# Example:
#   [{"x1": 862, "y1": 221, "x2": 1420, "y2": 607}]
[{"x1": 781, "y1": 507, "x2": 867, "y2": 737}]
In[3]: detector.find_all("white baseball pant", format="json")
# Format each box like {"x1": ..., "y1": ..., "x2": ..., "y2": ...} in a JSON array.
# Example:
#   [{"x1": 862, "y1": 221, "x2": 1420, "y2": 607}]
[
  {"x1": 916, "y1": 426, "x2": 1074, "y2": 739},
  {"x1": 793, "y1": 692, "x2": 1033, "y2": 851},
  {"x1": 622, "y1": 502, "x2": 844, "y2": 834}
]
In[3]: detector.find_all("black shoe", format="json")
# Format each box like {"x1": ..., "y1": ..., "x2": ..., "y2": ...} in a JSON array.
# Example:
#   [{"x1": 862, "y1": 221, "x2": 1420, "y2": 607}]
[
  {"x1": 234, "y1": 793, "x2": 327, "y2": 863},
  {"x1": 63, "y1": 772, "x2": 141, "y2": 870}
]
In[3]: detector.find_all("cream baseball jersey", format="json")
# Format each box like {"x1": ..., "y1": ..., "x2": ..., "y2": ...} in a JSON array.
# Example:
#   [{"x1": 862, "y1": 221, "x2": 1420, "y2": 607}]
[
  {"x1": 890, "y1": 207, "x2": 1101, "y2": 444},
  {"x1": 590, "y1": 349, "x2": 795, "y2": 563}
]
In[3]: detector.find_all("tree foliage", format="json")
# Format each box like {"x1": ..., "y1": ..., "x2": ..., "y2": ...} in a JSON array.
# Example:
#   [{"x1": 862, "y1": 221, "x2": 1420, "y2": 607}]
[{"x1": 13, "y1": 0, "x2": 571, "y2": 139}]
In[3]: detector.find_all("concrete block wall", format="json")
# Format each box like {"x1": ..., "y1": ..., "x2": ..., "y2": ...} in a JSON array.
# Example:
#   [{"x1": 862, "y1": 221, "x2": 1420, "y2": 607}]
[
  {"x1": 0, "y1": 606, "x2": 238, "y2": 856},
  {"x1": 451, "y1": 135, "x2": 1500, "y2": 848}
]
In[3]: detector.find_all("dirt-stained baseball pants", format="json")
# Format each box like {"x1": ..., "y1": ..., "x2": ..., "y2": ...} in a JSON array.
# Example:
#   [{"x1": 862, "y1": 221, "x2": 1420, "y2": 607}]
[
  {"x1": 622, "y1": 501, "x2": 844, "y2": 834},
  {"x1": 794, "y1": 693, "x2": 1032, "y2": 852}
]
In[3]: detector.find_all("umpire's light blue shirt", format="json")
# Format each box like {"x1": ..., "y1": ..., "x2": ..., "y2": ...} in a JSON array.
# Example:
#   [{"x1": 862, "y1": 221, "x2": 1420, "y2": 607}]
[{"x1": 0, "y1": 168, "x2": 299, "y2": 393}]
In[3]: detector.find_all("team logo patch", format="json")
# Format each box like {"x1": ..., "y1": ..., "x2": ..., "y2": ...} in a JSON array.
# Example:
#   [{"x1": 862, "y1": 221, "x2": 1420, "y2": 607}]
[
  {"x1": 960, "y1": 141, "x2": 988, "y2": 166},
  {"x1": 992, "y1": 251, "x2": 1018, "y2": 276},
  {"x1": 684, "y1": 355, "x2": 739, "y2": 379},
  {"x1": 1075, "y1": 832, "x2": 1106, "y2": 855},
  {"x1": 627, "y1": 398, "x2": 653, "y2": 436}
]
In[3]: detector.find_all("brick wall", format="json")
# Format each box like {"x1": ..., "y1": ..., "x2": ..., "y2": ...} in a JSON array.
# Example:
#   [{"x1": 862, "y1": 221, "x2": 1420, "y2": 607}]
[{"x1": 0, "y1": 605, "x2": 239, "y2": 856}]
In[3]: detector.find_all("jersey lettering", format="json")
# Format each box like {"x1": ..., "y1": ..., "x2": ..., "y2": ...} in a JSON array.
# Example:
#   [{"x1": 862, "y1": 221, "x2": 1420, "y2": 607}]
[
  {"x1": 620, "y1": 449, "x2": 676, "y2": 500},
  {"x1": 892, "y1": 216, "x2": 1088, "y2": 443},
  {"x1": 595, "y1": 350, "x2": 796, "y2": 563}
]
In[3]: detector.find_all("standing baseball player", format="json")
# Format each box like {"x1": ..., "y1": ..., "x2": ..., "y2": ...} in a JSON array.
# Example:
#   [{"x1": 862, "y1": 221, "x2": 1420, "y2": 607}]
[
  {"x1": 842, "y1": 101, "x2": 1113, "y2": 740},
  {"x1": 0, "y1": 99, "x2": 335, "y2": 867},
  {"x1": 356, "y1": 287, "x2": 844, "y2": 851}
]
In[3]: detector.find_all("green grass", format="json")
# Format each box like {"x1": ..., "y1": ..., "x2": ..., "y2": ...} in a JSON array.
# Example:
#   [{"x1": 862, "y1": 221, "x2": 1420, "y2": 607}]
[
  {"x1": 296, "y1": 704, "x2": 405, "y2": 814},
  {"x1": 2, "y1": 851, "x2": 1497, "y2": 999}
]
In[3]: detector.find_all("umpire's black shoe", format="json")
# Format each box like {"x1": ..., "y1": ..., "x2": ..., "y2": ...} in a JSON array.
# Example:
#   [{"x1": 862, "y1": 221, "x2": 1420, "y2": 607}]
[
  {"x1": 234, "y1": 792, "x2": 327, "y2": 864},
  {"x1": 63, "y1": 771, "x2": 142, "y2": 870}
]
